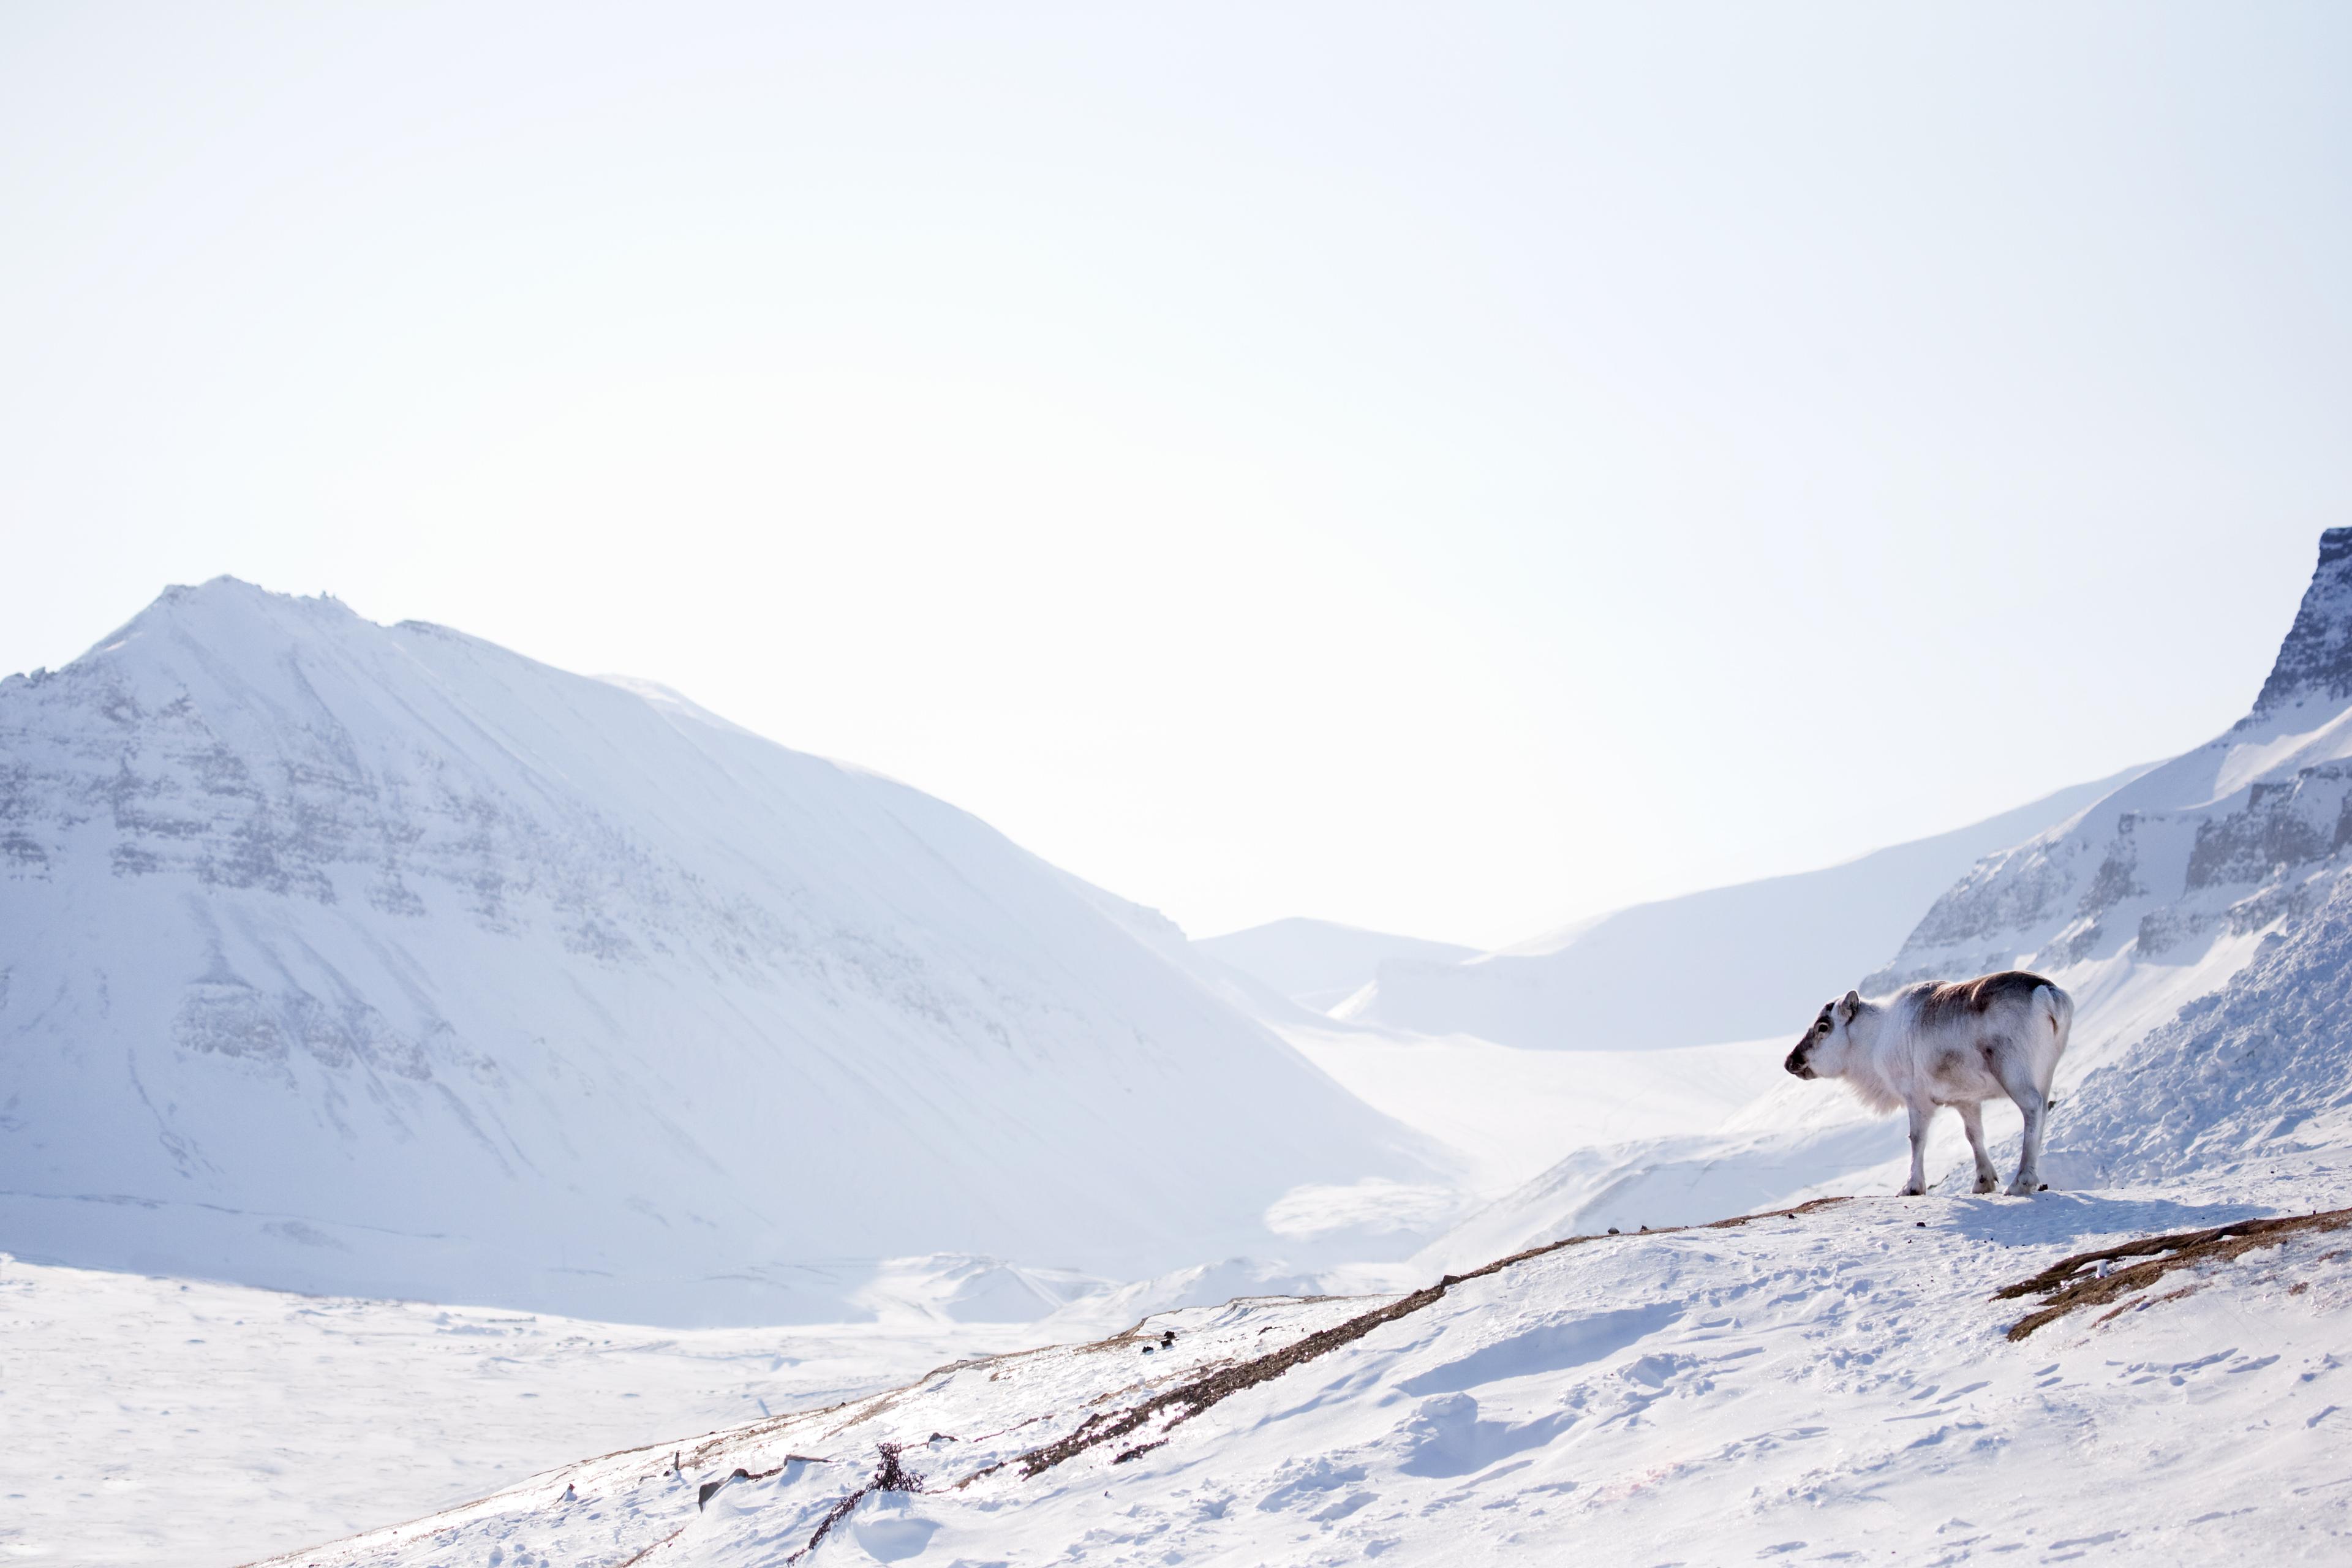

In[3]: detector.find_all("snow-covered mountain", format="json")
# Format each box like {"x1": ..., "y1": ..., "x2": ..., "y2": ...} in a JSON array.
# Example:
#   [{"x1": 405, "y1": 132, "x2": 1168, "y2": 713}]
[
  {"x1": 1335, "y1": 767, "x2": 2142, "y2": 1051},
  {"x1": 1196, "y1": 918, "x2": 1477, "y2": 1013},
  {"x1": 1417, "y1": 527, "x2": 2352, "y2": 1261},
  {"x1": 1873, "y1": 526, "x2": 2352, "y2": 1002},
  {"x1": 0, "y1": 580, "x2": 1436, "y2": 1324}
]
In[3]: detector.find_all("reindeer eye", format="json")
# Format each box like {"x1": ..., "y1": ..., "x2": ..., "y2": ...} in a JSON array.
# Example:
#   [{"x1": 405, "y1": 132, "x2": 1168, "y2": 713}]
[{"x1": 1817, "y1": 1019, "x2": 1831, "y2": 1033}]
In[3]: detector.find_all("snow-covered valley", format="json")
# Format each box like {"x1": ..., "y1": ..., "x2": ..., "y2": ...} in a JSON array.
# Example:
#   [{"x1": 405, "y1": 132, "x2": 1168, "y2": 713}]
[
  {"x1": 0, "y1": 1255, "x2": 1036, "y2": 1566},
  {"x1": 14, "y1": 531, "x2": 2352, "y2": 1565}
]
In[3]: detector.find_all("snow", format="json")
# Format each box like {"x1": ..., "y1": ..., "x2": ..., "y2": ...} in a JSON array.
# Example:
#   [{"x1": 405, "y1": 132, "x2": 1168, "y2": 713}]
[
  {"x1": 0, "y1": 579, "x2": 1438, "y2": 1325},
  {"x1": 1411, "y1": 529, "x2": 2352, "y2": 1255},
  {"x1": 1284, "y1": 1024, "x2": 1786, "y2": 1194},
  {"x1": 233, "y1": 1157, "x2": 2352, "y2": 1567},
  {"x1": 1874, "y1": 529, "x2": 2352, "y2": 1002},
  {"x1": 20, "y1": 533, "x2": 2352, "y2": 1564},
  {"x1": 0, "y1": 1252, "x2": 1032, "y2": 1567},
  {"x1": 2047, "y1": 862, "x2": 2352, "y2": 1188},
  {"x1": 1195, "y1": 918, "x2": 1478, "y2": 1013}
]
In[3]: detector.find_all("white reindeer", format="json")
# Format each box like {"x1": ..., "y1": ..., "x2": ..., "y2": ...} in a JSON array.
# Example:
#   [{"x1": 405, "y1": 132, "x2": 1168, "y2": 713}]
[{"x1": 1784, "y1": 970, "x2": 2073, "y2": 1197}]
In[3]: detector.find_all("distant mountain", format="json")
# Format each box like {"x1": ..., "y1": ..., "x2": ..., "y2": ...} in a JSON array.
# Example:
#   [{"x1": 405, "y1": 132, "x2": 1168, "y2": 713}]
[
  {"x1": 1872, "y1": 525, "x2": 2352, "y2": 1001},
  {"x1": 1421, "y1": 527, "x2": 2352, "y2": 1259},
  {"x1": 1195, "y1": 918, "x2": 1479, "y2": 1012},
  {"x1": 1336, "y1": 769, "x2": 2144, "y2": 1051},
  {"x1": 0, "y1": 579, "x2": 1434, "y2": 1324}
]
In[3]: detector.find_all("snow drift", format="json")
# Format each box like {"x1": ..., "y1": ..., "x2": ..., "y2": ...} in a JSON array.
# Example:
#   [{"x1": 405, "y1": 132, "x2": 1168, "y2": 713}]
[{"x1": 0, "y1": 579, "x2": 1434, "y2": 1324}]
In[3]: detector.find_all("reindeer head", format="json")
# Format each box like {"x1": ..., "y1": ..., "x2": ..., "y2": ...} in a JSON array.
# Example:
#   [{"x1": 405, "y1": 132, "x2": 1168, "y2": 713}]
[{"x1": 1785, "y1": 990, "x2": 1863, "y2": 1080}]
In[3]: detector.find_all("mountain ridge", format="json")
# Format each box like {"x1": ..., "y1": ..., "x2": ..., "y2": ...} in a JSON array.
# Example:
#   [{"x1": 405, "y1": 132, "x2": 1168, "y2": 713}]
[
  {"x1": 1334, "y1": 767, "x2": 2146, "y2": 1051},
  {"x1": 0, "y1": 577, "x2": 1437, "y2": 1324}
]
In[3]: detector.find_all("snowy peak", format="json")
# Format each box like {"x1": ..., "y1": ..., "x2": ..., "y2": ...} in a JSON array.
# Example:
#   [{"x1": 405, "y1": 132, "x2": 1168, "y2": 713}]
[
  {"x1": 0, "y1": 579, "x2": 1435, "y2": 1323},
  {"x1": 1874, "y1": 529, "x2": 2352, "y2": 998},
  {"x1": 2248, "y1": 526, "x2": 2352, "y2": 721}
]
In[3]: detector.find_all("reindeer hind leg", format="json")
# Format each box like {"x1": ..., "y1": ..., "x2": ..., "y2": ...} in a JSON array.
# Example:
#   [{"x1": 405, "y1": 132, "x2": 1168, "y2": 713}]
[
  {"x1": 1994, "y1": 1052, "x2": 2049, "y2": 1197},
  {"x1": 1958, "y1": 1101, "x2": 1999, "y2": 1193}
]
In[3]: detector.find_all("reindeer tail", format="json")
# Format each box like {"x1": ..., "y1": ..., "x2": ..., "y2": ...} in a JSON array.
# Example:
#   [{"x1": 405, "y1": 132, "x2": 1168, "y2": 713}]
[{"x1": 2032, "y1": 982, "x2": 2074, "y2": 1057}]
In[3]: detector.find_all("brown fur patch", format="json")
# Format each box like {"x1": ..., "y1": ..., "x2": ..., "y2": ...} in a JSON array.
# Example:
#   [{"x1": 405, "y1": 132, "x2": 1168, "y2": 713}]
[{"x1": 1912, "y1": 970, "x2": 2051, "y2": 1030}]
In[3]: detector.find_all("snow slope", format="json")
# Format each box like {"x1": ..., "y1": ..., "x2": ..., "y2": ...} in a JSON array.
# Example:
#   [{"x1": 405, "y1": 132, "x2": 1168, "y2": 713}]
[
  {"x1": 256, "y1": 1158, "x2": 2352, "y2": 1567},
  {"x1": 1338, "y1": 767, "x2": 2143, "y2": 1050},
  {"x1": 0, "y1": 1252, "x2": 1040, "y2": 1568},
  {"x1": 2045, "y1": 860, "x2": 2352, "y2": 1189},
  {"x1": 1196, "y1": 918, "x2": 1477, "y2": 1012},
  {"x1": 0, "y1": 580, "x2": 1434, "y2": 1325}
]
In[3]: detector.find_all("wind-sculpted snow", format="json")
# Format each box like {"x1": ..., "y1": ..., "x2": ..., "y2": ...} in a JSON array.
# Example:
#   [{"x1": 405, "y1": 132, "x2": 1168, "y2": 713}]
[
  {"x1": 2043, "y1": 864, "x2": 2352, "y2": 1188},
  {"x1": 0, "y1": 579, "x2": 1433, "y2": 1323}
]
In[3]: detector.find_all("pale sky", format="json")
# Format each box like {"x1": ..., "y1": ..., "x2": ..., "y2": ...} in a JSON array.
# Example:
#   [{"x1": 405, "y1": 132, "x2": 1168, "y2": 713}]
[{"x1": 3, "y1": 4, "x2": 2348, "y2": 949}]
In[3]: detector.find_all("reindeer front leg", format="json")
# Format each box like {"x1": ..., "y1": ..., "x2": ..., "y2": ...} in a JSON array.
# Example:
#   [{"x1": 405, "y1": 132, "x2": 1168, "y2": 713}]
[{"x1": 1899, "y1": 1102, "x2": 1932, "y2": 1196}]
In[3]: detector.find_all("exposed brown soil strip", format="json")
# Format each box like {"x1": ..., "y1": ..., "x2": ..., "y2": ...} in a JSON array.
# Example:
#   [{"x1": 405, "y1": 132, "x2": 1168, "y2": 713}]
[
  {"x1": 1995, "y1": 1204, "x2": 2352, "y2": 1341},
  {"x1": 966, "y1": 1197, "x2": 1852, "y2": 1485}
]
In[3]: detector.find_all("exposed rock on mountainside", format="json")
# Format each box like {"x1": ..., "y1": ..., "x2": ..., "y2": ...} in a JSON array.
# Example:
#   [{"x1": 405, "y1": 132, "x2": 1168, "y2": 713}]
[
  {"x1": 1872, "y1": 526, "x2": 2352, "y2": 994},
  {"x1": 2251, "y1": 526, "x2": 2352, "y2": 717},
  {"x1": 0, "y1": 579, "x2": 1432, "y2": 1323}
]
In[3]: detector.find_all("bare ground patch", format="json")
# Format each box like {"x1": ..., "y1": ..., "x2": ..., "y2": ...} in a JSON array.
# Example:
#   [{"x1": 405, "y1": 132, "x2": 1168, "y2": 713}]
[{"x1": 1996, "y1": 1204, "x2": 2352, "y2": 1341}]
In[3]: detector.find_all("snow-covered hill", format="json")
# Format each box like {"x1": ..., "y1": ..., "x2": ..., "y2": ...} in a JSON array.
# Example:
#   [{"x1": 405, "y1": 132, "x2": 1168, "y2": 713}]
[
  {"x1": 1196, "y1": 918, "x2": 1477, "y2": 1012},
  {"x1": 255, "y1": 1161, "x2": 2352, "y2": 1567},
  {"x1": 0, "y1": 580, "x2": 1436, "y2": 1324},
  {"x1": 1336, "y1": 767, "x2": 2142, "y2": 1051}
]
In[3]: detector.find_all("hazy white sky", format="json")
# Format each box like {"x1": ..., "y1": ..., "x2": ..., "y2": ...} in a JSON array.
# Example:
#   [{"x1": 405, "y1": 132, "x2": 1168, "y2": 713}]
[{"x1": 3, "y1": 3, "x2": 2348, "y2": 948}]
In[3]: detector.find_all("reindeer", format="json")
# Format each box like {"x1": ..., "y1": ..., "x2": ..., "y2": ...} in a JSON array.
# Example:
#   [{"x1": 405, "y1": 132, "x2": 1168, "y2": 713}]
[{"x1": 1785, "y1": 970, "x2": 2073, "y2": 1197}]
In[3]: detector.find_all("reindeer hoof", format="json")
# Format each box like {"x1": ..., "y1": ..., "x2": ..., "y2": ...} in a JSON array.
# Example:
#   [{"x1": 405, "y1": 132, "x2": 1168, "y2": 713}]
[
  {"x1": 1973, "y1": 1176, "x2": 1999, "y2": 1194},
  {"x1": 1897, "y1": 1183, "x2": 1927, "y2": 1197},
  {"x1": 2005, "y1": 1180, "x2": 2040, "y2": 1198}
]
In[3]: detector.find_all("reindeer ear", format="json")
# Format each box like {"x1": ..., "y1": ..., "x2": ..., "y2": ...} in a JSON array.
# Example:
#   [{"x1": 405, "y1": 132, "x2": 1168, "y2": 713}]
[{"x1": 1838, "y1": 990, "x2": 1861, "y2": 1023}]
